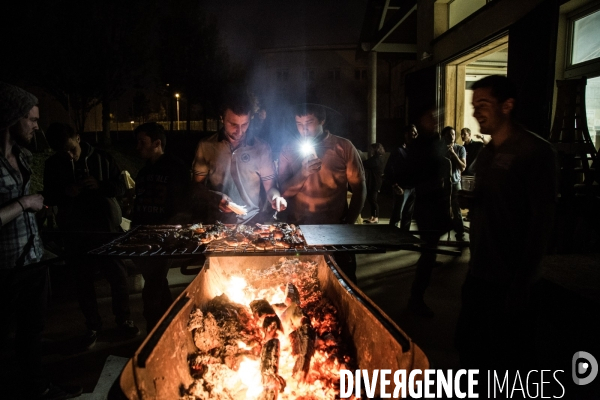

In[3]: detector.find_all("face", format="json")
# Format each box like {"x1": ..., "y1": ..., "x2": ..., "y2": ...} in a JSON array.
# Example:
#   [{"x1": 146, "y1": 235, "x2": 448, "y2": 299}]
[
  {"x1": 136, "y1": 131, "x2": 159, "y2": 160},
  {"x1": 13, "y1": 106, "x2": 39, "y2": 146},
  {"x1": 60, "y1": 136, "x2": 82, "y2": 161},
  {"x1": 472, "y1": 87, "x2": 513, "y2": 136},
  {"x1": 404, "y1": 126, "x2": 418, "y2": 145},
  {"x1": 460, "y1": 129, "x2": 471, "y2": 143},
  {"x1": 443, "y1": 129, "x2": 456, "y2": 145},
  {"x1": 222, "y1": 109, "x2": 250, "y2": 144},
  {"x1": 295, "y1": 114, "x2": 324, "y2": 139}
]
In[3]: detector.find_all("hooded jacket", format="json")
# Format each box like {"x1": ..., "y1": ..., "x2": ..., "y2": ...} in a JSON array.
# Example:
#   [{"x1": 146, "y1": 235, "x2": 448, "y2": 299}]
[{"x1": 43, "y1": 141, "x2": 125, "y2": 233}]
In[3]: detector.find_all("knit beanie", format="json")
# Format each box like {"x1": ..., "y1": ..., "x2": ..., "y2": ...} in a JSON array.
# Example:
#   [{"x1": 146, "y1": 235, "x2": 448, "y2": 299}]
[{"x1": 0, "y1": 82, "x2": 38, "y2": 131}]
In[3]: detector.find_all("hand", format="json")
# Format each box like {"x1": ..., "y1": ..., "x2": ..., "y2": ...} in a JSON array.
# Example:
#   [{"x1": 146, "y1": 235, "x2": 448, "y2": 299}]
[
  {"x1": 218, "y1": 194, "x2": 234, "y2": 213},
  {"x1": 21, "y1": 194, "x2": 45, "y2": 212},
  {"x1": 65, "y1": 184, "x2": 81, "y2": 197},
  {"x1": 81, "y1": 176, "x2": 99, "y2": 190},
  {"x1": 392, "y1": 184, "x2": 404, "y2": 196},
  {"x1": 270, "y1": 196, "x2": 287, "y2": 211},
  {"x1": 301, "y1": 156, "x2": 322, "y2": 177}
]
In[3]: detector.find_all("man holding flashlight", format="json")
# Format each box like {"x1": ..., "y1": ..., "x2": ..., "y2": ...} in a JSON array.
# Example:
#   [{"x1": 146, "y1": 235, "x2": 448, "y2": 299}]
[
  {"x1": 278, "y1": 103, "x2": 366, "y2": 282},
  {"x1": 192, "y1": 91, "x2": 285, "y2": 224}
]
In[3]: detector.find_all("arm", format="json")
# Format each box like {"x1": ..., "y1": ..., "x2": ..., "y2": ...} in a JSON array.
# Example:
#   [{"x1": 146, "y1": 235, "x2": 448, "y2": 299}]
[
  {"x1": 191, "y1": 141, "x2": 232, "y2": 212},
  {"x1": 259, "y1": 145, "x2": 285, "y2": 210},
  {"x1": 97, "y1": 153, "x2": 126, "y2": 198},
  {"x1": 0, "y1": 194, "x2": 45, "y2": 227},
  {"x1": 346, "y1": 146, "x2": 367, "y2": 224},
  {"x1": 447, "y1": 145, "x2": 467, "y2": 172},
  {"x1": 506, "y1": 146, "x2": 558, "y2": 310},
  {"x1": 474, "y1": 133, "x2": 491, "y2": 145}
]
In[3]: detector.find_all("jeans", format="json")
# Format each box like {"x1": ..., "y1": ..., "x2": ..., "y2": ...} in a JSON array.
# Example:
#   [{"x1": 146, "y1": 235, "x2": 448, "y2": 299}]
[
  {"x1": 451, "y1": 182, "x2": 465, "y2": 238},
  {"x1": 389, "y1": 188, "x2": 415, "y2": 232}
]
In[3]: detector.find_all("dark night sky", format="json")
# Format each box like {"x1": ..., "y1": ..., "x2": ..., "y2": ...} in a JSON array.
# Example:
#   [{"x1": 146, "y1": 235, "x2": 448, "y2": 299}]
[{"x1": 200, "y1": 0, "x2": 369, "y2": 63}]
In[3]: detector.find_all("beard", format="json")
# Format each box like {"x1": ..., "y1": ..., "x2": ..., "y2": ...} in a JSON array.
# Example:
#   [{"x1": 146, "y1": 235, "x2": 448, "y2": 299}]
[{"x1": 9, "y1": 124, "x2": 33, "y2": 147}]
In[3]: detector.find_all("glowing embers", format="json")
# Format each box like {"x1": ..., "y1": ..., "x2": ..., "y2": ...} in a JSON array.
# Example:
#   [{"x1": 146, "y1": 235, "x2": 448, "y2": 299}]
[{"x1": 184, "y1": 258, "x2": 354, "y2": 399}]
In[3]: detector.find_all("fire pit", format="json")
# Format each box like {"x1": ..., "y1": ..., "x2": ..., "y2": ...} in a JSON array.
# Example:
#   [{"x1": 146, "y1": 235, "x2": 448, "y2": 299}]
[{"x1": 116, "y1": 255, "x2": 428, "y2": 399}]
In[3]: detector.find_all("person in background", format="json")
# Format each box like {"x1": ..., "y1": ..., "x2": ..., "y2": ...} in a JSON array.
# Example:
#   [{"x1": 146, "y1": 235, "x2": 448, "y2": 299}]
[
  {"x1": 278, "y1": 103, "x2": 366, "y2": 282},
  {"x1": 455, "y1": 75, "x2": 558, "y2": 371},
  {"x1": 130, "y1": 122, "x2": 189, "y2": 331},
  {"x1": 192, "y1": 91, "x2": 285, "y2": 224},
  {"x1": 362, "y1": 143, "x2": 386, "y2": 224},
  {"x1": 396, "y1": 106, "x2": 452, "y2": 317},
  {"x1": 0, "y1": 82, "x2": 82, "y2": 399},
  {"x1": 44, "y1": 122, "x2": 139, "y2": 350},
  {"x1": 386, "y1": 124, "x2": 417, "y2": 231},
  {"x1": 460, "y1": 127, "x2": 484, "y2": 175},
  {"x1": 441, "y1": 126, "x2": 467, "y2": 241}
]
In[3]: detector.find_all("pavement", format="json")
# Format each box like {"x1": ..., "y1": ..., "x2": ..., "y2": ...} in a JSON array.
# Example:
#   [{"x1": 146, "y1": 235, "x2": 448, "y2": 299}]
[{"x1": 4, "y1": 192, "x2": 600, "y2": 398}]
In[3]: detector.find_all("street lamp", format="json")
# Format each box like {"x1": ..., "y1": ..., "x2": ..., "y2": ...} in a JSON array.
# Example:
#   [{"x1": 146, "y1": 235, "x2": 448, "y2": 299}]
[
  {"x1": 130, "y1": 120, "x2": 135, "y2": 131},
  {"x1": 175, "y1": 93, "x2": 180, "y2": 131}
]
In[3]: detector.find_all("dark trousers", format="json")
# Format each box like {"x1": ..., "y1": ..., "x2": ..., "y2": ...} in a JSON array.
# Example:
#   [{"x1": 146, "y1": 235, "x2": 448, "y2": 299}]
[
  {"x1": 366, "y1": 189, "x2": 379, "y2": 218},
  {"x1": 455, "y1": 273, "x2": 538, "y2": 371},
  {"x1": 411, "y1": 198, "x2": 445, "y2": 300},
  {"x1": 389, "y1": 188, "x2": 415, "y2": 232},
  {"x1": 451, "y1": 182, "x2": 465, "y2": 238},
  {"x1": 67, "y1": 256, "x2": 131, "y2": 331},
  {"x1": 134, "y1": 259, "x2": 173, "y2": 330},
  {"x1": 0, "y1": 264, "x2": 50, "y2": 395}
]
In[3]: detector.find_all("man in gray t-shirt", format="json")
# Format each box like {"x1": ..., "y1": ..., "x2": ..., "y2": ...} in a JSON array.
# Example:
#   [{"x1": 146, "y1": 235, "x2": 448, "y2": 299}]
[{"x1": 192, "y1": 92, "x2": 285, "y2": 224}]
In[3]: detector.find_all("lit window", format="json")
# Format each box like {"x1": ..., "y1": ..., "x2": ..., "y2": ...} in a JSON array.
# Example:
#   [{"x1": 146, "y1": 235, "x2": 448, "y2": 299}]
[{"x1": 571, "y1": 9, "x2": 600, "y2": 65}]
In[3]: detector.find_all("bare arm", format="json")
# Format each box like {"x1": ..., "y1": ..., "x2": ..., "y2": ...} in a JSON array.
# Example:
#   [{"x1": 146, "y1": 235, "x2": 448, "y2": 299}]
[{"x1": 0, "y1": 194, "x2": 44, "y2": 227}]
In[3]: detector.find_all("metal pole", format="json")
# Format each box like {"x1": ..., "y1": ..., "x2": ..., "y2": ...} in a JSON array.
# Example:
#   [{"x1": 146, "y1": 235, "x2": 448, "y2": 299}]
[{"x1": 368, "y1": 51, "x2": 377, "y2": 145}]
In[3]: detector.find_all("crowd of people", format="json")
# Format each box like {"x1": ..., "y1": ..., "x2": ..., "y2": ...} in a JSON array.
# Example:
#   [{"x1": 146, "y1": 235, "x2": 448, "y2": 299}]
[{"x1": 0, "y1": 74, "x2": 558, "y2": 398}]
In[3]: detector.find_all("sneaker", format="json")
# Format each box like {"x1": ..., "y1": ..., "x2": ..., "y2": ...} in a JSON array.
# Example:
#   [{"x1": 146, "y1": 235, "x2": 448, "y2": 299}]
[
  {"x1": 38, "y1": 382, "x2": 83, "y2": 400},
  {"x1": 117, "y1": 320, "x2": 140, "y2": 338},
  {"x1": 408, "y1": 297, "x2": 435, "y2": 318},
  {"x1": 80, "y1": 329, "x2": 98, "y2": 350}
]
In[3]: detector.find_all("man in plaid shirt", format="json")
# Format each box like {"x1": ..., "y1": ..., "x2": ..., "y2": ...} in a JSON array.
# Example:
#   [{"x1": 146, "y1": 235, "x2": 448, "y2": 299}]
[{"x1": 0, "y1": 82, "x2": 82, "y2": 399}]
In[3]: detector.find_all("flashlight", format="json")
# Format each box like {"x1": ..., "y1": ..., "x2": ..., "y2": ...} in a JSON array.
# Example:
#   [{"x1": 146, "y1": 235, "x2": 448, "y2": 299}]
[{"x1": 300, "y1": 141, "x2": 317, "y2": 158}]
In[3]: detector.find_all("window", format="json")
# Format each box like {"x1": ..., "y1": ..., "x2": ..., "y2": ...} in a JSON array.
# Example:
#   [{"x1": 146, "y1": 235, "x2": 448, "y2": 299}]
[
  {"x1": 328, "y1": 69, "x2": 341, "y2": 81},
  {"x1": 276, "y1": 69, "x2": 289, "y2": 81},
  {"x1": 570, "y1": 8, "x2": 600, "y2": 65},
  {"x1": 563, "y1": 4, "x2": 600, "y2": 148},
  {"x1": 355, "y1": 69, "x2": 367, "y2": 80}
]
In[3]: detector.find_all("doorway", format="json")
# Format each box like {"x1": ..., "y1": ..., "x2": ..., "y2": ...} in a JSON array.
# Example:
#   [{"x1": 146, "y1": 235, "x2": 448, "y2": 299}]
[{"x1": 443, "y1": 35, "x2": 508, "y2": 141}]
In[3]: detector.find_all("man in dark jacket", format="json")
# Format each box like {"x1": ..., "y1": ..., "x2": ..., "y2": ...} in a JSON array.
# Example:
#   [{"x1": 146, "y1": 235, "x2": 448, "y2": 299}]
[
  {"x1": 397, "y1": 107, "x2": 452, "y2": 317},
  {"x1": 44, "y1": 123, "x2": 139, "y2": 349},
  {"x1": 131, "y1": 122, "x2": 190, "y2": 330}
]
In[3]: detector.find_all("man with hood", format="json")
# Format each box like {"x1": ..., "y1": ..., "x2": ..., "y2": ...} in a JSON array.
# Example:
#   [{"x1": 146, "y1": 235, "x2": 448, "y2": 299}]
[{"x1": 43, "y1": 122, "x2": 139, "y2": 350}]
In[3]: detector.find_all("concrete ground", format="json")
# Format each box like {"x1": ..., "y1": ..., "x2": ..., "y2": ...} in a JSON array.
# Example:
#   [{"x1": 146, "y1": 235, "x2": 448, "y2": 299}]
[{"x1": 4, "y1": 192, "x2": 600, "y2": 398}]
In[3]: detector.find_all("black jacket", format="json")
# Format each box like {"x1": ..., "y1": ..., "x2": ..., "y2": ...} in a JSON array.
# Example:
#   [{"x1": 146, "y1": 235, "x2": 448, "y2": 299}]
[
  {"x1": 131, "y1": 153, "x2": 189, "y2": 225},
  {"x1": 43, "y1": 142, "x2": 125, "y2": 233}
]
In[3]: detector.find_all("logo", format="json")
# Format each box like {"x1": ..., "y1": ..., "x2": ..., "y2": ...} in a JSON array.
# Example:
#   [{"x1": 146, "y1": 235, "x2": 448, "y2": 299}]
[
  {"x1": 240, "y1": 153, "x2": 251, "y2": 163},
  {"x1": 572, "y1": 351, "x2": 598, "y2": 385}
]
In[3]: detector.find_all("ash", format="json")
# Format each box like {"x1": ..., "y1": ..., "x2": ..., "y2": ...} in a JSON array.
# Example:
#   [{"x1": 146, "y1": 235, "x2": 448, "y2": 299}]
[{"x1": 182, "y1": 258, "x2": 356, "y2": 400}]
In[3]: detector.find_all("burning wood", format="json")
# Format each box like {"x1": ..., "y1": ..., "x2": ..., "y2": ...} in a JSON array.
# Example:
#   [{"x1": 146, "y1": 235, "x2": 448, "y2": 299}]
[{"x1": 183, "y1": 258, "x2": 356, "y2": 399}]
